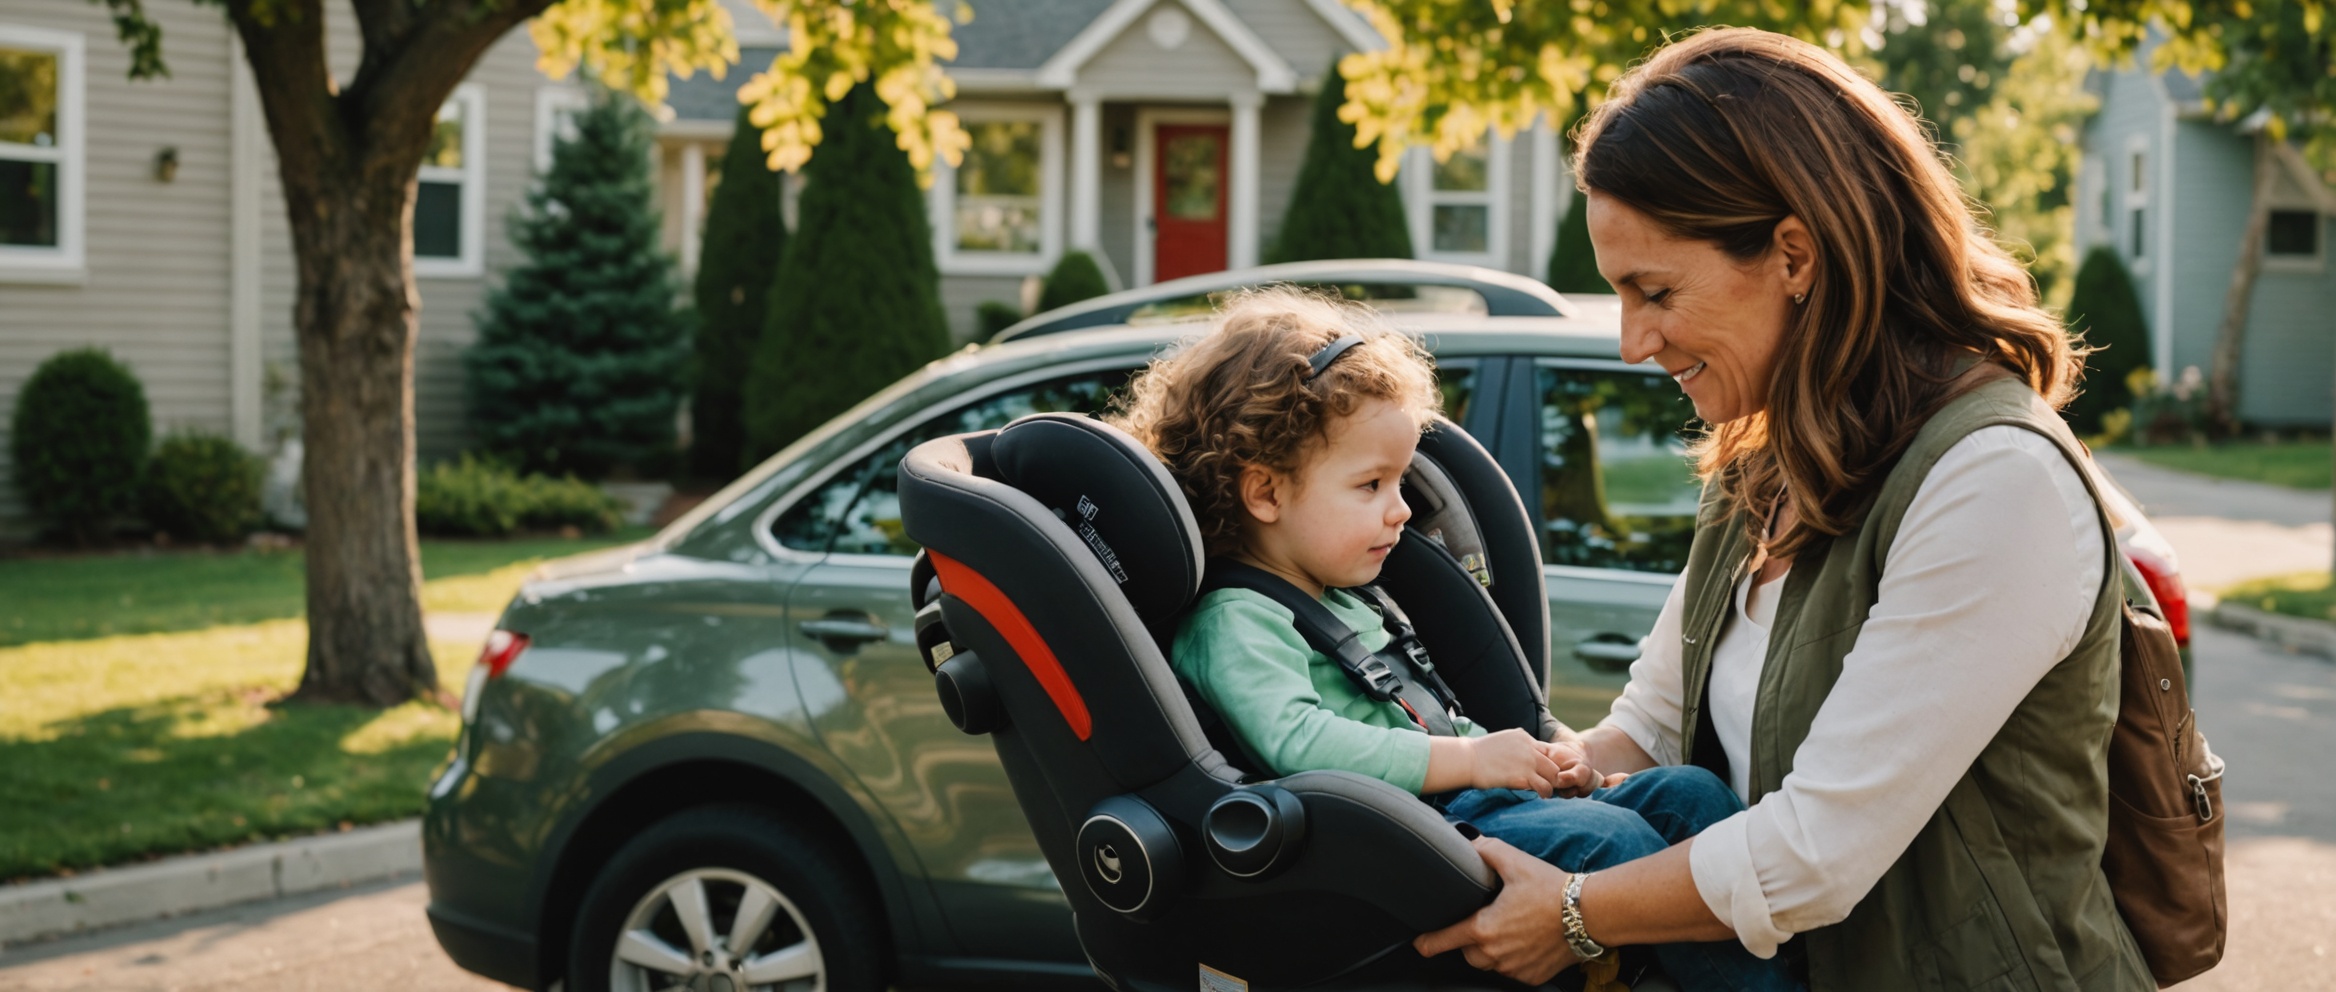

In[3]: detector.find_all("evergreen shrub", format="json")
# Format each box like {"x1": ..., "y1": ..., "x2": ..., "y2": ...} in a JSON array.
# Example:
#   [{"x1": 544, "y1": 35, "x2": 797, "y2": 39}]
[
  {"x1": 691, "y1": 103, "x2": 789, "y2": 478},
  {"x1": 466, "y1": 89, "x2": 691, "y2": 480},
  {"x1": 9, "y1": 348, "x2": 150, "y2": 545},
  {"x1": 143, "y1": 431, "x2": 262, "y2": 543},
  {"x1": 2062, "y1": 245, "x2": 2152, "y2": 435},
  {"x1": 1547, "y1": 188, "x2": 1612, "y2": 294},
  {"x1": 745, "y1": 85, "x2": 950, "y2": 460},
  {"x1": 416, "y1": 456, "x2": 623, "y2": 537},
  {"x1": 1267, "y1": 65, "x2": 1412, "y2": 263},
  {"x1": 1037, "y1": 250, "x2": 1112, "y2": 313},
  {"x1": 977, "y1": 301, "x2": 1024, "y2": 341}
]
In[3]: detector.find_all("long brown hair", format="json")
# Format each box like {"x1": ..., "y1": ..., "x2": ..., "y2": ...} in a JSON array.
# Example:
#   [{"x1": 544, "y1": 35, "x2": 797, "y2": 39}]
[{"x1": 1573, "y1": 27, "x2": 2084, "y2": 557}]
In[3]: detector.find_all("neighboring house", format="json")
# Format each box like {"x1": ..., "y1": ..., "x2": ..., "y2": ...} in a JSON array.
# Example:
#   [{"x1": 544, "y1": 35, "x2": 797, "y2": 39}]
[
  {"x1": 2078, "y1": 51, "x2": 2336, "y2": 426},
  {"x1": 0, "y1": 0, "x2": 1580, "y2": 538}
]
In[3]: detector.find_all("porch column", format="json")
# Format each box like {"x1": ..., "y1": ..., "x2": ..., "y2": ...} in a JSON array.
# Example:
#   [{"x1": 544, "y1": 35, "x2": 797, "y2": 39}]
[
  {"x1": 1230, "y1": 93, "x2": 1261, "y2": 269},
  {"x1": 679, "y1": 142, "x2": 707, "y2": 276},
  {"x1": 1070, "y1": 94, "x2": 1102, "y2": 252}
]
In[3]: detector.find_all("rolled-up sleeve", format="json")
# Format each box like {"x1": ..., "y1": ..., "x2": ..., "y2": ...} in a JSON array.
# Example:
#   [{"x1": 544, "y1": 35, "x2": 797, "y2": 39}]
[{"x1": 1687, "y1": 427, "x2": 2106, "y2": 957}]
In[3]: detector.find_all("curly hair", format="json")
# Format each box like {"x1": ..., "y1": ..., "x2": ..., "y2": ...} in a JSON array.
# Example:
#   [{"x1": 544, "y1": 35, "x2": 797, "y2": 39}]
[{"x1": 1109, "y1": 286, "x2": 1442, "y2": 557}]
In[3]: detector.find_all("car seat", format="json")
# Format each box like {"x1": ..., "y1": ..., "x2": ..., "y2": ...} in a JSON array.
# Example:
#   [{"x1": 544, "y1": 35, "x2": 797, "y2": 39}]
[{"x1": 897, "y1": 412, "x2": 1564, "y2": 992}]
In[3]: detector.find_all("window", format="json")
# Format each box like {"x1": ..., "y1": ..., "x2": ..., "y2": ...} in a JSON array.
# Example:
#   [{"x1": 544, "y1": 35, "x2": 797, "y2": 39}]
[
  {"x1": 2123, "y1": 141, "x2": 2148, "y2": 264},
  {"x1": 416, "y1": 84, "x2": 485, "y2": 277},
  {"x1": 2268, "y1": 210, "x2": 2321, "y2": 260},
  {"x1": 932, "y1": 103, "x2": 1063, "y2": 276},
  {"x1": 772, "y1": 369, "x2": 1134, "y2": 557},
  {"x1": 533, "y1": 85, "x2": 588, "y2": 174},
  {"x1": 1408, "y1": 131, "x2": 1509, "y2": 264},
  {"x1": 0, "y1": 25, "x2": 82, "y2": 280},
  {"x1": 1536, "y1": 363, "x2": 1701, "y2": 574}
]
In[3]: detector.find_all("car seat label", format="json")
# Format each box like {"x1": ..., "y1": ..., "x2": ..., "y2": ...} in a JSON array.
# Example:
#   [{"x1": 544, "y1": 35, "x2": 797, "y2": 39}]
[{"x1": 1198, "y1": 963, "x2": 1249, "y2": 992}]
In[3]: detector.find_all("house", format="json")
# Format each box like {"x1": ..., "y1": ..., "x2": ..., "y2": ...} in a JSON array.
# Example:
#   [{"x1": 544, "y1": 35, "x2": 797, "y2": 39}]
[
  {"x1": 0, "y1": 0, "x2": 1580, "y2": 537},
  {"x1": 2077, "y1": 51, "x2": 2336, "y2": 426}
]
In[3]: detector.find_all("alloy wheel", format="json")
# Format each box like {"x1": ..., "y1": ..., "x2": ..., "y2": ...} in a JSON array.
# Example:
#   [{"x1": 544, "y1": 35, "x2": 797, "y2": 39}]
[{"x1": 608, "y1": 867, "x2": 825, "y2": 992}]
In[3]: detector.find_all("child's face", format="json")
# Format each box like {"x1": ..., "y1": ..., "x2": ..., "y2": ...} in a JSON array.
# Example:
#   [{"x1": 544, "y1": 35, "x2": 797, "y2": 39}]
[{"x1": 1240, "y1": 398, "x2": 1418, "y2": 594}]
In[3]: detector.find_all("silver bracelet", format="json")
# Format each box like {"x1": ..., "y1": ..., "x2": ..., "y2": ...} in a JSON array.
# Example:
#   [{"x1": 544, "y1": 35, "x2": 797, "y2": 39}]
[{"x1": 1561, "y1": 870, "x2": 1606, "y2": 960}]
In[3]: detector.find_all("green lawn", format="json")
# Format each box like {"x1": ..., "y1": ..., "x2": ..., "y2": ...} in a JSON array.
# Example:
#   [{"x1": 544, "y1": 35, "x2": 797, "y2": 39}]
[
  {"x1": 2119, "y1": 440, "x2": 2333, "y2": 490},
  {"x1": 0, "y1": 530, "x2": 648, "y2": 880},
  {"x1": 0, "y1": 529, "x2": 651, "y2": 646},
  {"x1": 2215, "y1": 571, "x2": 2336, "y2": 623}
]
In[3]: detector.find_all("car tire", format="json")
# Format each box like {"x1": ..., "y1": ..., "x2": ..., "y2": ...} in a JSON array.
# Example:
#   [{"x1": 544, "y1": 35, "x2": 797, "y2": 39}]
[{"x1": 566, "y1": 804, "x2": 885, "y2": 992}]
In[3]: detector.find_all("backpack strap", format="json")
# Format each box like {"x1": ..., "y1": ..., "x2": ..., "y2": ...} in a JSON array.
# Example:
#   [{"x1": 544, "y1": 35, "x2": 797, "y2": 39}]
[{"x1": 1202, "y1": 559, "x2": 1461, "y2": 737}]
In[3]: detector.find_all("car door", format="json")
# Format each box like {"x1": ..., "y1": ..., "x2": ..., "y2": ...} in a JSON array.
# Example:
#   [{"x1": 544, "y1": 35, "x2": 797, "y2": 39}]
[
  {"x1": 770, "y1": 366, "x2": 1137, "y2": 963},
  {"x1": 1519, "y1": 358, "x2": 1703, "y2": 729}
]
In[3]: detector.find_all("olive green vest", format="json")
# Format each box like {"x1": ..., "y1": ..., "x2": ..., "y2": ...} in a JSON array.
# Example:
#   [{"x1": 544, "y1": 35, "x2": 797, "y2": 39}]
[{"x1": 1675, "y1": 378, "x2": 2152, "y2": 991}]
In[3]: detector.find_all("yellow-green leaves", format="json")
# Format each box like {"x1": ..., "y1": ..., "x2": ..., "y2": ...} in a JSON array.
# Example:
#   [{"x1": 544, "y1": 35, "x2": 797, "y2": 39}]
[
  {"x1": 736, "y1": 0, "x2": 970, "y2": 182},
  {"x1": 532, "y1": 0, "x2": 740, "y2": 112}
]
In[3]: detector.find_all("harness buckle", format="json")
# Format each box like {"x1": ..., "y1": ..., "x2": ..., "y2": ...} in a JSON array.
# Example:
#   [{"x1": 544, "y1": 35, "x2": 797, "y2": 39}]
[{"x1": 1354, "y1": 655, "x2": 1403, "y2": 701}]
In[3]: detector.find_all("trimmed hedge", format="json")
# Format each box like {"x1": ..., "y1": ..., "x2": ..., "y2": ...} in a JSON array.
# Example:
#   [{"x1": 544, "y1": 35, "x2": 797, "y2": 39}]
[
  {"x1": 1267, "y1": 63, "x2": 1412, "y2": 263},
  {"x1": 2062, "y1": 245, "x2": 2152, "y2": 435},
  {"x1": 144, "y1": 432, "x2": 263, "y2": 543},
  {"x1": 9, "y1": 348, "x2": 150, "y2": 545},
  {"x1": 1546, "y1": 187, "x2": 1612, "y2": 295},
  {"x1": 977, "y1": 300, "x2": 1024, "y2": 341},
  {"x1": 416, "y1": 456, "x2": 624, "y2": 538},
  {"x1": 1037, "y1": 250, "x2": 1112, "y2": 314},
  {"x1": 692, "y1": 102, "x2": 789, "y2": 478}
]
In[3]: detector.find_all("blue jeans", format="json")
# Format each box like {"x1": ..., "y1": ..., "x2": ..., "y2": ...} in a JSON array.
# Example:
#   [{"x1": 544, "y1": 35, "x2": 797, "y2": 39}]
[{"x1": 1440, "y1": 765, "x2": 1803, "y2": 992}]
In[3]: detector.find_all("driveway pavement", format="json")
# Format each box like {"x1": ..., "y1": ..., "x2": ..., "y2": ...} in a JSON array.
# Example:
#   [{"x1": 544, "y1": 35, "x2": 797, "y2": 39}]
[{"x1": 2095, "y1": 452, "x2": 2333, "y2": 591}]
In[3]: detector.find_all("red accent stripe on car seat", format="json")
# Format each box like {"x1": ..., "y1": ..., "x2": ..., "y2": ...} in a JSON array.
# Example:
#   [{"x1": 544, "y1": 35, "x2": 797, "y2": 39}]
[{"x1": 927, "y1": 551, "x2": 1094, "y2": 741}]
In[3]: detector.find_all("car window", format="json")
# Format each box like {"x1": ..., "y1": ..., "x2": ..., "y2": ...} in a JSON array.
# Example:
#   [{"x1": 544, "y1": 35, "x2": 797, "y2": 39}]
[
  {"x1": 772, "y1": 369, "x2": 1135, "y2": 557},
  {"x1": 1123, "y1": 283, "x2": 1491, "y2": 324},
  {"x1": 1536, "y1": 363, "x2": 1701, "y2": 574},
  {"x1": 1438, "y1": 361, "x2": 1476, "y2": 425}
]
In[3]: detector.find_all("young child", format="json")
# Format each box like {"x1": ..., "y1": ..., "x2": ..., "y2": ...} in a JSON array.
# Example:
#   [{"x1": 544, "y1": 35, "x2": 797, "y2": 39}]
[{"x1": 1111, "y1": 288, "x2": 1797, "y2": 992}]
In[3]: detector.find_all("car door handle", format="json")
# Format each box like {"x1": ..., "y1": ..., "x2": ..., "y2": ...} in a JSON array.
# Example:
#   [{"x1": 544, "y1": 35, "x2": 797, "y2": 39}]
[
  {"x1": 801, "y1": 617, "x2": 890, "y2": 645},
  {"x1": 1573, "y1": 638, "x2": 1641, "y2": 673}
]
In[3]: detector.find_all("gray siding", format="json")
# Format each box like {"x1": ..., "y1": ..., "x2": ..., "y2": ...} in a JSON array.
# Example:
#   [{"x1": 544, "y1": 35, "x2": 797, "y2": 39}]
[
  {"x1": 1097, "y1": 102, "x2": 1139, "y2": 286},
  {"x1": 1074, "y1": 14, "x2": 1261, "y2": 101},
  {"x1": 1254, "y1": 93, "x2": 1311, "y2": 257},
  {"x1": 0, "y1": 1, "x2": 238, "y2": 536},
  {"x1": 1224, "y1": 0, "x2": 1347, "y2": 83},
  {"x1": 940, "y1": 274, "x2": 1028, "y2": 342}
]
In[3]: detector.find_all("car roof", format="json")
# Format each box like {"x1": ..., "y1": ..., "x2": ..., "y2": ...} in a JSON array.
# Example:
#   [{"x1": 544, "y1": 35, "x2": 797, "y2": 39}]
[{"x1": 991, "y1": 259, "x2": 1583, "y2": 342}]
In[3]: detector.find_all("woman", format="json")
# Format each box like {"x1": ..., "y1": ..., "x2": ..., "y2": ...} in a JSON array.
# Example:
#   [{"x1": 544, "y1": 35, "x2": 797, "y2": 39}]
[{"x1": 1415, "y1": 27, "x2": 2153, "y2": 991}]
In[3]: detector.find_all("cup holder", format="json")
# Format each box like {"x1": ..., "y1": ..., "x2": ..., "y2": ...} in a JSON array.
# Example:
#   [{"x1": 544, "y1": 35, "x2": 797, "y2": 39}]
[
  {"x1": 1204, "y1": 785, "x2": 1306, "y2": 879},
  {"x1": 933, "y1": 652, "x2": 1006, "y2": 735}
]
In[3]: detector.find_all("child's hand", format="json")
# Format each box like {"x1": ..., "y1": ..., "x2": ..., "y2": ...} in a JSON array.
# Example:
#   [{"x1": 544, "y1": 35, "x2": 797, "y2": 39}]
[
  {"x1": 1465, "y1": 729, "x2": 1566, "y2": 797},
  {"x1": 1539, "y1": 740, "x2": 1607, "y2": 799}
]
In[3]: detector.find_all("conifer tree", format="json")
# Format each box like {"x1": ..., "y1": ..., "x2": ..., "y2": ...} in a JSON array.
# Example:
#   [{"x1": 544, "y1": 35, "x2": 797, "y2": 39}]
[
  {"x1": 465, "y1": 89, "x2": 689, "y2": 479},
  {"x1": 1267, "y1": 65, "x2": 1413, "y2": 263},
  {"x1": 1546, "y1": 188, "x2": 1613, "y2": 294},
  {"x1": 2062, "y1": 245, "x2": 2152, "y2": 434},
  {"x1": 745, "y1": 85, "x2": 950, "y2": 459},
  {"x1": 692, "y1": 104, "x2": 789, "y2": 476}
]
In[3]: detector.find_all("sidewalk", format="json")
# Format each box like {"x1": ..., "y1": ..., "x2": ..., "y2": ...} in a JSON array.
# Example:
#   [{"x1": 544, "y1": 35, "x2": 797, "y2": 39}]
[{"x1": 2095, "y1": 452, "x2": 2333, "y2": 593}]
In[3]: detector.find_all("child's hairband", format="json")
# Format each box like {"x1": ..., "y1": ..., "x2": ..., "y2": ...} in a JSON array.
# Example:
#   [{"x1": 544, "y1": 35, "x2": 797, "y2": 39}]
[{"x1": 1306, "y1": 334, "x2": 1365, "y2": 380}]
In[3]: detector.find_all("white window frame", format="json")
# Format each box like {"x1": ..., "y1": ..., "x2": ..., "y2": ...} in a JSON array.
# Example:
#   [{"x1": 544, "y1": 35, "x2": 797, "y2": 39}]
[
  {"x1": 0, "y1": 24, "x2": 86, "y2": 283},
  {"x1": 931, "y1": 101, "x2": 1064, "y2": 277},
  {"x1": 2263, "y1": 208, "x2": 2327, "y2": 273},
  {"x1": 1405, "y1": 129, "x2": 1510, "y2": 267},
  {"x1": 2080, "y1": 156, "x2": 2111, "y2": 247},
  {"x1": 415, "y1": 83, "x2": 486, "y2": 279},
  {"x1": 2122, "y1": 134, "x2": 2149, "y2": 272},
  {"x1": 533, "y1": 84, "x2": 588, "y2": 175}
]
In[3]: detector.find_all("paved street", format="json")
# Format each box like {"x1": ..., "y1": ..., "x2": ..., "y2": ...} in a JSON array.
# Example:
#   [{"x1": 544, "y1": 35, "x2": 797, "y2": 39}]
[{"x1": 4, "y1": 457, "x2": 2334, "y2": 991}]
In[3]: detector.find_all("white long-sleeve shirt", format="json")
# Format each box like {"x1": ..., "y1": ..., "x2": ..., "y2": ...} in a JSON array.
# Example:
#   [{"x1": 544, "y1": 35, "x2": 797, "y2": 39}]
[{"x1": 1600, "y1": 426, "x2": 2106, "y2": 958}]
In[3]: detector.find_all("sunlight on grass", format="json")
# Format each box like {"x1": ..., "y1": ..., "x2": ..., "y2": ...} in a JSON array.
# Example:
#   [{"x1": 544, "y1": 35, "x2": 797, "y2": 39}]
[
  {"x1": 2216, "y1": 571, "x2": 2336, "y2": 622},
  {"x1": 421, "y1": 560, "x2": 551, "y2": 615},
  {"x1": 339, "y1": 701, "x2": 462, "y2": 755},
  {"x1": 2121, "y1": 441, "x2": 2334, "y2": 490}
]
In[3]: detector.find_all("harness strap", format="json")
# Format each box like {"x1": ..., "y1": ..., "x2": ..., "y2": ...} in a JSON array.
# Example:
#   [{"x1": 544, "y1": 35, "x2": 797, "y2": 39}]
[{"x1": 1201, "y1": 559, "x2": 1462, "y2": 738}]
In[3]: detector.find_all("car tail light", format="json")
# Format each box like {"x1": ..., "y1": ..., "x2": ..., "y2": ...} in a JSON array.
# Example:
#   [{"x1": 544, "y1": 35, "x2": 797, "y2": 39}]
[
  {"x1": 478, "y1": 629, "x2": 531, "y2": 678},
  {"x1": 2125, "y1": 549, "x2": 2190, "y2": 647}
]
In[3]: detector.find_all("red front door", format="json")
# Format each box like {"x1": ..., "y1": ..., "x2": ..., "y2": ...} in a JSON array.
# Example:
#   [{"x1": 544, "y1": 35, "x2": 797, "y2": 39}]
[{"x1": 1153, "y1": 124, "x2": 1229, "y2": 281}]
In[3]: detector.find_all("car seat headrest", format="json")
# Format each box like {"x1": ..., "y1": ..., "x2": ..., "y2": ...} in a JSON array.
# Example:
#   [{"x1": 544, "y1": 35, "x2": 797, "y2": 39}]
[
  {"x1": 1403, "y1": 453, "x2": 1492, "y2": 588},
  {"x1": 989, "y1": 414, "x2": 1205, "y2": 630}
]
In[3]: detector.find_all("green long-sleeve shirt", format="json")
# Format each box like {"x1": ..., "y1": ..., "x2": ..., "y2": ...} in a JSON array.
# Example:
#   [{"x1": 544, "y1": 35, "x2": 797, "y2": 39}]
[{"x1": 1170, "y1": 587, "x2": 1482, "y2": 794}]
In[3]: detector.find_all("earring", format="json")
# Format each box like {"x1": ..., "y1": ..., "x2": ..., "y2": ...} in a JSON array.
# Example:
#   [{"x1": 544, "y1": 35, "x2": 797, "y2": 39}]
[{"x1": 1793, "y1": 292, "x2": 1806, "y2": 305}]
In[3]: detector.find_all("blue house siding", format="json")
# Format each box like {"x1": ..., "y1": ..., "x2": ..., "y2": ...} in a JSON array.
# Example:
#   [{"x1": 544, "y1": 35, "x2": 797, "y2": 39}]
[
  {"x1": 2236, "y1": 217, "x2": 2336, "y2": 425},
  {"x1": 2165, "y1": 118, "x2": 2254, "y2": 383},
  {"x1": 2081, "y1": 68, "x2": 2170, "y2": 351}
]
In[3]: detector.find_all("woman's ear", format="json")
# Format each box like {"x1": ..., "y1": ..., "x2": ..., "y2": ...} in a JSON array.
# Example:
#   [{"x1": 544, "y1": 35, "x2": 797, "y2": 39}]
[
  {"x1": 1238, "y1": 464, "x2": 1284, "y2": 526},
  {"x1": 1773, "y1": 215, "x2": 1818, "y2": 300}
]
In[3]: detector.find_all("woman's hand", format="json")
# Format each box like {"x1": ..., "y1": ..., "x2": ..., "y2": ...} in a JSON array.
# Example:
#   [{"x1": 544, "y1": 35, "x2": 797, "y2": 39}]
[{"x1": 1415, "y1": 836, "x2": 1582, "y2": 984}]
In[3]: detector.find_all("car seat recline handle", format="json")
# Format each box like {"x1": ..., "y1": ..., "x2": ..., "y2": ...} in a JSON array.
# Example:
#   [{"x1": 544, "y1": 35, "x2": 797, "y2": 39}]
[{"x1": 1203, "y1": 785, "x2": 1307, "y2": 880}]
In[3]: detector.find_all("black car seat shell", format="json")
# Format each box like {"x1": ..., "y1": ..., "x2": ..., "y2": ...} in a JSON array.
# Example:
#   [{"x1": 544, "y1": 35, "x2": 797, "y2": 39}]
[{"x1": 897, "y1": 413, "x2": 1561, "y2": 991}]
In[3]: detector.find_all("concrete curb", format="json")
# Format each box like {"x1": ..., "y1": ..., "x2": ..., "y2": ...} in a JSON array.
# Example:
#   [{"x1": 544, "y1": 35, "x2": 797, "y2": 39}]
[
  {"x1": 0, "y1": 819, "x2": 421, "y2": 947},
  {"x1": 2208, "y1": 599, "x2": 2336, "y2": 660}
]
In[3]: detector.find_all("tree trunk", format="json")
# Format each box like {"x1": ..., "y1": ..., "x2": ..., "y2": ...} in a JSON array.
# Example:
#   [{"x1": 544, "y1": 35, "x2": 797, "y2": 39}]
[
  {"x1": 2205, "y1": 133, "x2": 2278, "y2": 436},
  {"x1": 225, "y1": 0, "x2": 544, "y2": 705}
]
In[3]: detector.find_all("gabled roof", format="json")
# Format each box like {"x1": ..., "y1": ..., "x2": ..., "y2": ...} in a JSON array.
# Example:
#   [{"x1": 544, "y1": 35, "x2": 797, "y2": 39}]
[
  {"x1": 950, "y1": 0, "x2": 1119, "y2": 69},
  {"x1": 1035, "y1": 0, "x2": 1299, "y2": 92}
]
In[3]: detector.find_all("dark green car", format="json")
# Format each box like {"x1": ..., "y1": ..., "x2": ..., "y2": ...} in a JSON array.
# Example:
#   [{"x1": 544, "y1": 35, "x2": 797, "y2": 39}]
[{"x1": 422, "y1": 311, "x2": 1709, "y2": 992}]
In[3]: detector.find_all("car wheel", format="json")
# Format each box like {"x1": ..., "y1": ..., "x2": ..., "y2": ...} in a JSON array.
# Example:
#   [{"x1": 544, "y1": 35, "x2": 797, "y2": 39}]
[{"x1": 566, "y1": 805, "x2": 884, "y2": 992}]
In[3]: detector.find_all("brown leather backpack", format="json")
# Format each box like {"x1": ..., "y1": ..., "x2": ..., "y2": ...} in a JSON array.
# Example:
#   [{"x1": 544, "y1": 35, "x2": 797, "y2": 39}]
[{"x1": 2101, "y1": 589, "x2": 2227, "y2": 987}]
